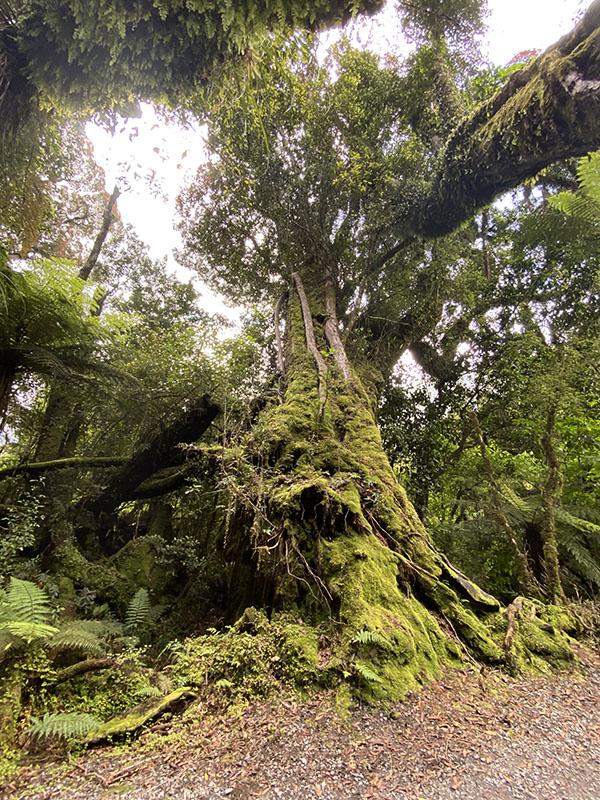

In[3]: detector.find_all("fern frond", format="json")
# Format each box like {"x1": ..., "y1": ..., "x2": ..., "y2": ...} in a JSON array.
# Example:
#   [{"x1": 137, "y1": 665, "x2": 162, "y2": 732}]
[
  {"x1": 0, "y1": 620, "x2": 58, "y2": 644},
  {"x1": 135, "y1": 685, "x2": 163, "y2": 699},
  {"x1": 557, "y1": 509, "x2": 600, "y2": 537},
  {"x1": 59, "y1": 619, "x2": 125, "y2": 640},
  {"x1": 28, "y1": 713, "x2": 100, "y2": 741},
  {"x1": 558, "y1": 529, "x2": 600, "y2": 588},
  {"x1": 577, "y1": 151, "x2": 600, "y2": 205},
  {"x1": 354, "y1": 660, "x2": 383, "y2": 683},
  {"x1": 5, "y1": 578, "x2": 52, "y2": 623},
  {"x1": 351, "y1": 629, "x2": 389, "y2": 648},
  {"x1": 47, "y1": 628, "x2": 106, "y2": 657},
  {"x1": 125, "y1": 588, "x2": 151, "y2": 630}
]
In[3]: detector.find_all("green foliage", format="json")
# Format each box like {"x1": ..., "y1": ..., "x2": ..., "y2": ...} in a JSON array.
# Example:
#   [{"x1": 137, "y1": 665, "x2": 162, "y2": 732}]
[
  {"x1": 13, "y1": 1, "x2": 378, "y2": 110},
  {"x1": 351, "y1": 629, "x2": 389, "y2": 647},
  {"x1": 353, "y1": 660, "x2": 383, "y2": 684},
  {"x1": 550, "y1": 152, "x2": 600, "y2": 228},
  {"x1": 2, "y1": 577, "x2": 52, "y2": 624},
  {"x1": 28, "y1": 712, "x2": 100, "y2": 741}
]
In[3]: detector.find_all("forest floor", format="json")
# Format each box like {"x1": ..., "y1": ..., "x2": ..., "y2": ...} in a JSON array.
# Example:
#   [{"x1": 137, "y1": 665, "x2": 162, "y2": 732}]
[{"x1": 6, "y1": 647, "x2": 600, "y2": 800}]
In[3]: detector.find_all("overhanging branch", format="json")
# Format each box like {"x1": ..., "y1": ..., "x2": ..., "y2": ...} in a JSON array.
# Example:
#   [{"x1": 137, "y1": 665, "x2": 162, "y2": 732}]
[{"x1": 408, "y1": 0, "x2": 600, "y2": 238}]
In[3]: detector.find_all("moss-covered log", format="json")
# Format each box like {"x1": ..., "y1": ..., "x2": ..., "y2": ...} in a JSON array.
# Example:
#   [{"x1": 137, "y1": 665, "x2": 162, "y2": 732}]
[{"x1": 410, "y1": 0, "x2": 600, "y2": 237}]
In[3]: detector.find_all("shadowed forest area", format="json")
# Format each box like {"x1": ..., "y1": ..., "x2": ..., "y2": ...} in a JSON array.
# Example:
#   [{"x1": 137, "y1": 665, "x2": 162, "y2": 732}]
[{"x1": 1, "y1": 0, "x2": 600, "y2": 796}]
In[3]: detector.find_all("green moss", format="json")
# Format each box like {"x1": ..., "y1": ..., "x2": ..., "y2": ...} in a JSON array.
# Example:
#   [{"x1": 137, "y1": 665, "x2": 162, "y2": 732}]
[
  {"x1": 110, "y1": 537, "x2": 169, "y2": 595},
  {"x1": 172, "y1": 609, "x2": 322, "y2": 703},
  {"x1": 322, "y1": 531, "x2": 454, "y2": 703},
  {"x1": 52, "y1": 539, "x2": 135, "y2": 612},
  {"x1": 85, "y1": 687, "x2": 196, "y2": 744}
]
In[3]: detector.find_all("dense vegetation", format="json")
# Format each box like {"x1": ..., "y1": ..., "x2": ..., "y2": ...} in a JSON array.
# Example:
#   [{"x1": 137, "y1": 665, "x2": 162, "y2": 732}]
[{"x1": 1, "y1": 0, "x2": 600, "y2": 779}]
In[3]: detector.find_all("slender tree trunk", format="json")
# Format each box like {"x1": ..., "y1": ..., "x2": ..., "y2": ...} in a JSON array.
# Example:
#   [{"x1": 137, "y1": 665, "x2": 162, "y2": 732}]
[
  {"x1": 0, "y1": 363, "x2": 16, "y2": 433},
  {"x1": 468, "y1": 409, "x2": 537, "y2": 596},
  {"x1": 222, "y1": 269, "x2": 573, "y2": 699},
  {"x1": 540, "y1": 405, "x2": 565, "y2": 603}
]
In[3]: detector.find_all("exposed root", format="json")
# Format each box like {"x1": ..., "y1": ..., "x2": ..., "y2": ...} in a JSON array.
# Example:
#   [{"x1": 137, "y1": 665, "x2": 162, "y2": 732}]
[
  {"x1": 291, "y1": 272, "x2": 328, "y2": 416},
  {"x1": 274, "y1": 291, "x2": 288, "y2": 379},
  {"x1": 324, "y1": 277, "x2": 351, "y2": 381}
]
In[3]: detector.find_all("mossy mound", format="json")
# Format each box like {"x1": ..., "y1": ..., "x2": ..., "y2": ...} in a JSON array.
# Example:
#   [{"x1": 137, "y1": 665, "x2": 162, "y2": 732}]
[{"x1": 172, "y1": 608, "x2": 323, "y2": 702}]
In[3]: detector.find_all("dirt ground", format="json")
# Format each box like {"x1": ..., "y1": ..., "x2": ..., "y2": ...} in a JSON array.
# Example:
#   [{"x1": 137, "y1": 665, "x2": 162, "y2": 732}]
[{"x1": 5, "y1": 648, "x2": 600, "y2": 800}]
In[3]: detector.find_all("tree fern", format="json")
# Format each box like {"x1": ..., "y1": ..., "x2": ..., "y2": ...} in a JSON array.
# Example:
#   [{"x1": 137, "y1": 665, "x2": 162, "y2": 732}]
[
  {"x1": 28, "y1": 712, "x2": 100, "y2": 741},
  {"x1": 47, "y1": 623, "x2": 107, "y2": 657},
  {"x1": 558, "y1": 529, "x2": 600, "y2": 589},
  {"x1": 550, "y1": 152, "x2": 600, "y2": 227}
]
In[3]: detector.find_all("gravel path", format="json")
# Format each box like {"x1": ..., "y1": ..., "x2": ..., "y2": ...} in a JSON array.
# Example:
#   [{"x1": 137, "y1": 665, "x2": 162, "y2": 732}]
[{"x1": 6, "y1": 649, "x2": 600, "y2": 800}]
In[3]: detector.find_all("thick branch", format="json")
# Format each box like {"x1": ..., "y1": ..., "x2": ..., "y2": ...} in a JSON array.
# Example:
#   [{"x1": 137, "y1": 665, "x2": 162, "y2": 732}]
[
  {"x1": 324, "y1": 278, "x2": 351, "y2": 381},
  {"x1": 274, "y1": 291, "x2": 287, "y2": 376},
  {"x1": 410, "y1": 0, "x2": 600, "y2": 237},
  {"x1": 469, "y1": 409, "x2": 536, "y2": 596},
  {"x1": 0, "y1": 456, "x2": 128, "y2": 480},
  {"x1": 540, "y1": 405, "x2": 565, "y2": 601},
  {"x1": 50, "y1": 658, "x2": 114, "y2": 685},
  {"x1": 85, "y1": 395, "x2": 219, "y2": 521}
]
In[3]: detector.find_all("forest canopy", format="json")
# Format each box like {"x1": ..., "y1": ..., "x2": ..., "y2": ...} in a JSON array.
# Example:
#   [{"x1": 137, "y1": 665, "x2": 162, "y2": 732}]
[{"x1": 1, "y1": 0, "x2": 600, "y2": 776}]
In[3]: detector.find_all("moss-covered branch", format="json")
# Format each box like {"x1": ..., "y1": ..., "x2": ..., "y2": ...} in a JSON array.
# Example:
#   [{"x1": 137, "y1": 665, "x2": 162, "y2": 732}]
[
  {"x1": 410, "y1": 0, "x2": 600, "y2": 237},
  {"x1": 84, "y1": 395, "x2": 219, "y2": 526},
  {"x1": 50, "y1": 658, "x2": 115, "y2": 686},
  {"x1": 0, "y1": 456, "x2": 129, "y2": 479}
]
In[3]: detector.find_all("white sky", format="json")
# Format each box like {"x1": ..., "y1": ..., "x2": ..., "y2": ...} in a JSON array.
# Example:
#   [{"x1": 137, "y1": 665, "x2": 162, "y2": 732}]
[{"x1": 86, "y1": 0, "x2": 586, "y2": 317}]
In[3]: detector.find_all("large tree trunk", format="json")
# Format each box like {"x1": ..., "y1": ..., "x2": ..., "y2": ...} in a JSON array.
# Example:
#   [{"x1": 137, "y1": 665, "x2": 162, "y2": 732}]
[{"x1": 221, "y1": 272, "x2": 575, "y2": 700}]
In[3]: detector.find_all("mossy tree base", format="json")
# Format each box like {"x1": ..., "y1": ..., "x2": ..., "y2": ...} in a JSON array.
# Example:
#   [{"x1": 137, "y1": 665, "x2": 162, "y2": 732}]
[{"x1": 215, "y1": 290, "x2": 577, "y2": 703}]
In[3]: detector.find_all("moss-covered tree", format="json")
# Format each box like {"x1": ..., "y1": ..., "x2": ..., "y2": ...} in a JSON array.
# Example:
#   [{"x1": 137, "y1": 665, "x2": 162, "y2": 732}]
[{"x1": 175, "y1": 10, "x2": 600, "y2": 697}]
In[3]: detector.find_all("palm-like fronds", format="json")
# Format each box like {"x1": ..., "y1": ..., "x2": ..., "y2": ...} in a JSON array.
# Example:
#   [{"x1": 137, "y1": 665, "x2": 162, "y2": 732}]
[
  {"x1": 28, "y1": 712, "x2": 100, "y2": 741},
  {"x1": 1, "y1": 577, "x2": 52, "y2": 623}
]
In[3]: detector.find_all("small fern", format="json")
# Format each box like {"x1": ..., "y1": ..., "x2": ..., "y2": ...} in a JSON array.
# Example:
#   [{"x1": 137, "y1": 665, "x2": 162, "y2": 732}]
[
  {"x1": 351, "y1": 629, "x2": 389, "y2": 648},
  {"x1": 353, "y1": 660, "x2": 384, "y2": 684},
  {"x1": 134, "y1": 685, "x2": 163, "y2": 699},
  {"x1": 125, "y1": 588, "x2": 151, "y2": 631},
  {"x1": 29, "y1": 712, "x2": 100, "y2": 741}
]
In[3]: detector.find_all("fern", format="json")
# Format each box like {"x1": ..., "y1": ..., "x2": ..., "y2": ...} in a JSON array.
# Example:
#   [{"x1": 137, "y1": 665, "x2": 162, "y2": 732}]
[
  {"x1": 3, "y1": 578, "x2": 52, "y2": 623},
  {"x1": 134, "y1": 685, "x2": 163, "y2": 699},
  {"x1": 47, "y1": 625, "x2": 106, "y2": 657},
  {"x1": 28, "y1": 712, "x2": 100, "y2": 741},
  {"x1": 550, "y1": 151, "x2": 600, "y2": 227},
  {"x1": 351, "y1": 629, "x2": 389, "y2": 648},
  {"x1": 558, "y1": 527, "x2": 600, "y2": 589},
  {"x1": 353, "y1": 660, "x2": 383, "y2": 684},
  {"x1": 125, "y1": 588, "x2": 151, "y2": 630},
  {"x1": 0, "y1": 578, "x2": 58, "y2": 652},
  {"x1": 1, "y1": 620, "x2": 58, "y2": 644}
]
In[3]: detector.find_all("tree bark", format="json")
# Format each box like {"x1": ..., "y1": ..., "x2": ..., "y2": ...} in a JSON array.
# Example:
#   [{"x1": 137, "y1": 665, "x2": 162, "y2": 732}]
[
  {"x1": 468, "y1": 409, "x2": 537, "y2": 596},
  {"x1": 0, "y1": 455, "x2": 129, "y2": 480},
  {"x1": 83, "y1": 395, "x2": 219, "y2": 547}
]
